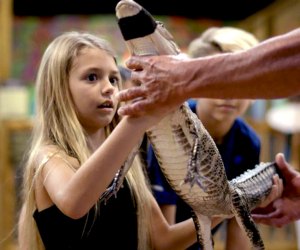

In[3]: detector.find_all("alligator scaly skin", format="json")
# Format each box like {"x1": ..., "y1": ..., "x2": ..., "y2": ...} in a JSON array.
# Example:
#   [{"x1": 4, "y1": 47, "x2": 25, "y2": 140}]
[{"x1": 114, "y1": 1, "x2": 281, "y2": 249}]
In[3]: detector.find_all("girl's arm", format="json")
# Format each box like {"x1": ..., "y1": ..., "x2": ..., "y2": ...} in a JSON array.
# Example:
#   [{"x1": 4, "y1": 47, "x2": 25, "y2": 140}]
[{"x1": 37, "y1": 115, "x2": 160, "y2": 219}]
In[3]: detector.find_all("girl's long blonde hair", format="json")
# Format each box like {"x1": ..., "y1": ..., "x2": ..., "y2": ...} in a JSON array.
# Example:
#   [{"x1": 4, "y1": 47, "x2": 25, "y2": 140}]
[{"x1": 19, "y1": 31, "x2": 153, "y2": 250}]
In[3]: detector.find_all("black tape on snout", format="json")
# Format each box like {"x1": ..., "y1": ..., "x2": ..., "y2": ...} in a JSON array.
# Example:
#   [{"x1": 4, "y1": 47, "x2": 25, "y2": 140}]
[{"x1": 118, "y1": 8, "x2": 157, "y2": 41}]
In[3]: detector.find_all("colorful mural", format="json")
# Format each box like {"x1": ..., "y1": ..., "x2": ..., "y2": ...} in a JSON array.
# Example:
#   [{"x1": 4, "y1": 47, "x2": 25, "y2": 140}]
[{"x1": 12, "y1": 15, "x2": 226, "y2": 85}]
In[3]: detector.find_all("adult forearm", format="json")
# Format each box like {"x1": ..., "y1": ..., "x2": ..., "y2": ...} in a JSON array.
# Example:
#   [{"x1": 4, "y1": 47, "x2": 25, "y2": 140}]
[{"x1": 184, "y1": 29, "x2": 300, "y2": 100}]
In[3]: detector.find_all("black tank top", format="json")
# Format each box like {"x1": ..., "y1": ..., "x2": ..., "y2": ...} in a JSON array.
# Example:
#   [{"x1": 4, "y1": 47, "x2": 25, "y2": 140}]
[{"x1": 33, "y1": 180, "x2": 138, "y2": 249}]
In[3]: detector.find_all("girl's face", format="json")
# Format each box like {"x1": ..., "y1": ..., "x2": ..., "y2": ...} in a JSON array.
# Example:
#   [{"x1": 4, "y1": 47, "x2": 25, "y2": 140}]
[{"x1": 69, "y1": 47, "x2": 120, "y2": 132}]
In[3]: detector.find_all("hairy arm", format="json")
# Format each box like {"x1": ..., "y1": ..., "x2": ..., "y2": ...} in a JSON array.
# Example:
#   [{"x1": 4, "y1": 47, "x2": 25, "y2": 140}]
[
  {"x1": 118, "y1": 28, "x2": 300, "y2": 116},
  {"x1": 186, "y1": 28, "x2": 300, "y2": 99}
]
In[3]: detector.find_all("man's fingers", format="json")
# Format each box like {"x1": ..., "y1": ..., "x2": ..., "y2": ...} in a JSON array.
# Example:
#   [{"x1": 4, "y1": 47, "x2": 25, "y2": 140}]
[
  {"x1": 126, "y1": 56, "x2": 145, "y2": 70},
  {"x1": 275, "y1": 152, "x2": 299, "y2": 183},
  {"x1": 252, "y1": 208, "x2": 285, "y2": 227},
  {"x1": 261, "y1": 216, "x2": 290, "y2": 227},
  {"x1": 116, "y1": 87, "x2": 145, "y2": 102},
  {"x1": 272, "y1": 174, "x2": 284, "y2": 197},
  {"x1": 118, "y1": 101, "x2": 146, "y2": 117},
  {"x1": 275, "y1": 153, "x2": 287, "y2": 171},
  {"x1": 252, "y1": 207, "x2": 281, "y2": 219},
  {"x1": 275, "y1": 153, "x2": 291, "y2": 174},
  {"x1": 257, "y1": 175, "x2": 283, "y2": 208},
  {"x1": 253, "y1": 216, "x2": 288, "y2": 227}
]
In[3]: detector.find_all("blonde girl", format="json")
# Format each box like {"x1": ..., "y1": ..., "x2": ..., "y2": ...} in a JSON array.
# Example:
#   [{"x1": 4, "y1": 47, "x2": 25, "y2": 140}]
[{"x1": 18, "y1": 31, "x2": 199, "y2": 250}]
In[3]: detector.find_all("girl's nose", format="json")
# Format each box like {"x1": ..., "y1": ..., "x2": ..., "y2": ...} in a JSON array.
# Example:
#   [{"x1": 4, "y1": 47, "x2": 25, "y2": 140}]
[{"x1": 102, "y1": 80, "x2": 116, "y2": 95}]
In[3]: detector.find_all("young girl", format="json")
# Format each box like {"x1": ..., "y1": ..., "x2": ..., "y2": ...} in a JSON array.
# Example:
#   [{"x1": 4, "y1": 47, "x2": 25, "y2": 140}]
[{"x1": 18, "y1": 31, "x2": 198, "y2": 250}]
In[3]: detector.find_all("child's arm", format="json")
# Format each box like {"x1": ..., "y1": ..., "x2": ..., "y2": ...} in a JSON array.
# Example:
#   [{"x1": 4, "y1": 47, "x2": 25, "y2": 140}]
[{"x1": 36, "y1": 115, "x2": 161, "y2": 219}]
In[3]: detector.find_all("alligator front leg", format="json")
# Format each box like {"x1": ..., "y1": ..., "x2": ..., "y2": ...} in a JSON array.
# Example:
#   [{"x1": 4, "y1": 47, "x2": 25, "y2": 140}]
[
  {"x1": 231, "y1": 188, "x2": 265, "y2": 250},
  {"x1": 100, "y1": 139, "x2": 142, "y2": 203},
  {"x1": 184, "y1": 137, "x2": 213, "y2": 191}
]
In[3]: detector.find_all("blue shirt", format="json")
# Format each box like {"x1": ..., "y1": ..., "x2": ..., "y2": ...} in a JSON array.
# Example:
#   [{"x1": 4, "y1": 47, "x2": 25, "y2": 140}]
[{"x1": 147, "y1": 99, "x2": 261, "y2": 249}]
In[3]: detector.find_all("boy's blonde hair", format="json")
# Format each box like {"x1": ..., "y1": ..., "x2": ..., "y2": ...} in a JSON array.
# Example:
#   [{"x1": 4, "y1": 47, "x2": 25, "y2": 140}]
[
  {"x1": 188, "y1": 27, "x2": 259, "y2": 57},
  {"x1": 19, "y1": 31, "x2": 152, "y2": 250}
]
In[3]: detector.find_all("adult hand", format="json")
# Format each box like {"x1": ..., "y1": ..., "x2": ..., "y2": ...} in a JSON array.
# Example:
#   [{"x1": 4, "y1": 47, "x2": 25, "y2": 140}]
[
  {"x1": 252, "y1": 153, "x2": 300, "y2": 227},
  {"x1": 116, "y1": 54, "x2": 189, "y2": 117},
  {"x1": 258, "y1": 174, "x2": 283, "y2": 208}
]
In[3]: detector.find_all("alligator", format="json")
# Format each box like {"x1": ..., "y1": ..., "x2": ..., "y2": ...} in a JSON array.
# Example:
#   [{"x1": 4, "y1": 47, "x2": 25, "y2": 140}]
[{"x1": 103, "y1": 1, "x2": 283, "y2": 249}]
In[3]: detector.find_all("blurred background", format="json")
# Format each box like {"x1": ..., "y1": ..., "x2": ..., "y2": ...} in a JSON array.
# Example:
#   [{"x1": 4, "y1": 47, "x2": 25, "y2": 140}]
[{"x1": 0, "y1": 0, "x2": 300, "y2": 249}]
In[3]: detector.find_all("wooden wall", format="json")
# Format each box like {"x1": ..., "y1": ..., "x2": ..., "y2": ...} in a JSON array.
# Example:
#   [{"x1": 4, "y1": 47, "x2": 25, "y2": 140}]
[
  {"x1": 0, "y1": 0, "x2": 12, "y2": 82},
  {"x1": 237, "y1": 0, "x2": 300, "y2": 40}
]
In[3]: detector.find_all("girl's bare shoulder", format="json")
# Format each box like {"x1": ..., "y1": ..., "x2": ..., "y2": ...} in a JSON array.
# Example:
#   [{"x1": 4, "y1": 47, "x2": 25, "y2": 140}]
[{"x1": 35, "y1": 144, "x2": 79, "y2": 171}]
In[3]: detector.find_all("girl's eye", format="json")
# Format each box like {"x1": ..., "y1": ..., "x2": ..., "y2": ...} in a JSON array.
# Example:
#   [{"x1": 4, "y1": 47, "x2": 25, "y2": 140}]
[
  {"x1": 110, "y1": 77, "x2": 120, "y2": 87},
  {"x1": 87, "y1": 73, "x2": 98, "y2": 82}
]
